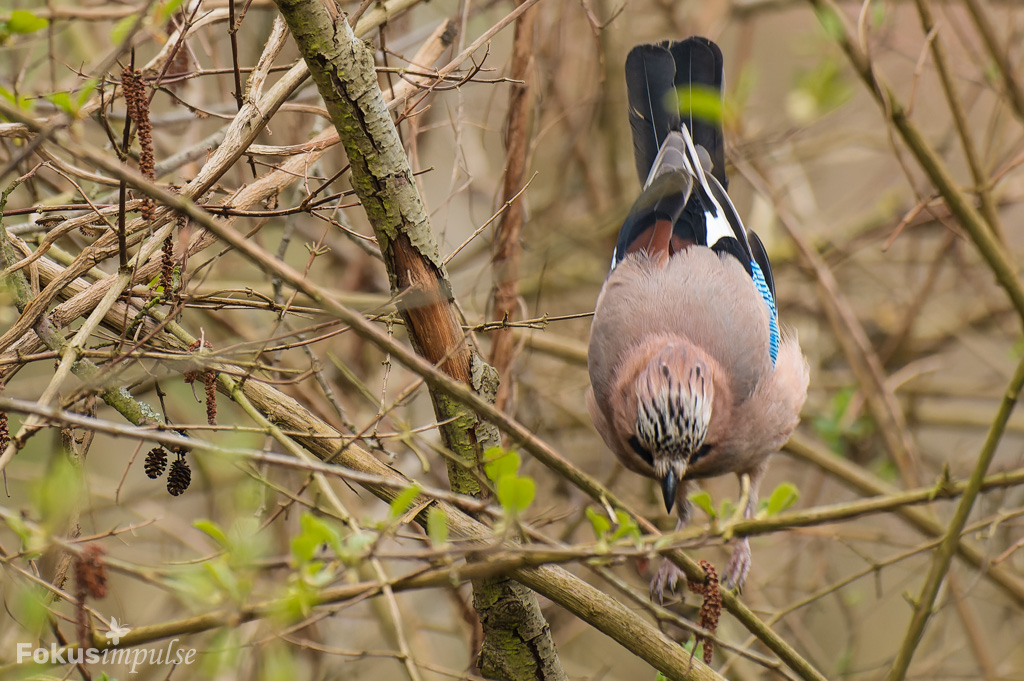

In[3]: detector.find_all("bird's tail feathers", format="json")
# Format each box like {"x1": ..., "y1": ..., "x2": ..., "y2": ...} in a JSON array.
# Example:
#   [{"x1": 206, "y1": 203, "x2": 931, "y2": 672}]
[
  {"x1": 626, "y1": 44, "x2": 680, "y2": 184},
  {"x1": 664, "y1": 37, "x2": 727, "y2": 189},
  {"x1": 626, "y1": 37, "x2": 728, "y2": 189},
  {"x1": 643, "y1": 130, "x2": 692, "y2": 188}
]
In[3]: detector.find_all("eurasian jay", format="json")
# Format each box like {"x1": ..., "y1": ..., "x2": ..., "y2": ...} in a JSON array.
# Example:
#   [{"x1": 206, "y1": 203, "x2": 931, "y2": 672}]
[{"x1": 586, "y1": 37, "x2": 809, "y2": 597}]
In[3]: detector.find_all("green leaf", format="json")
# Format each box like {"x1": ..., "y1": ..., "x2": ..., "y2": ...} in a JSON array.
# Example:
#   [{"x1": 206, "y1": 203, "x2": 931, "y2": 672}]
[
  {"x1": 610, "y1": 509, "x2": 640, "y2": 542},
  {"x1": 262, "y1": 642, "x2": 297, "y2": 681},
  {"x1": 280, "y1": 579, "x2": 317, "y2": 621},
  {"x1": 811, "y1": 385, "x2": 874, "y2": 454},
  {"x1": 110, "y1": 15, "x2": 136, "y2": 45},
  {"x1": 688, "y1": 490, "x2": 716, "y2": 519},
  {"x1": 12, "y1": 584, "x2": 49, "y2": 633},
  {"x1": 226, "y1": 517, "x2": 265, "y2": 566},
  {"x1": 389, "y1": 484, "x2": 421, "y2": 520},
  {"x1": 811, "y1": 415, "x2": 842, "y2": 454},
  {"x1": 194, "y1": 519, "x2": 230, "y2": 549},
  {"x1": 484, "y1": 448, "x2": 533, "y2": 517},
  {"x1": 842, "y1": 588, "x2": 864, "y2": 607},
  {"x1": 76, "y1": 79, "x2": 99, "y2": 107},
  {"x1": 198, "y1": 630, "x2": 240, "y2": 677},
  {"x1": 304, "y1": 512, "x2": 343, "y2": 551},
  {"x1": 46, "y1": 91, "x2": 74, "y2": 115},
  {"x1": 831, "y1": 386, "x2": 855, "y2": 416},
  {"x1": 836, "y1": 643, "x2": 855, "y2": 674},
  {"x1": 427, "y1": 506, "x2": 448, "y2": 547},
  {"x1": 788, "y1": 57, "x2": 852, "y2": 123},
  {"x1": 497, "y1": 475, "x2": 535, "y2": 515},
  {"x1": 482, "y1": 446, "x2": 504, "y2": 460},
  {"x1": 765, "y1": 482, "x2": 799, "y2": 516},
  {"x1": 5, "y1": 515, "x2": 33, "y2": 546},
  {"x1": 156, "y1": 0, "x2": 187, "y2": 23},
  {"x1": 0, "y1": 85, "x2": 31, "y2": 111},
  {"x1": 44, "y1": 82, "x2": 97, "y2": 118},
  {"x1": 586, "y1": 506, "x2": 611, "y2": 538},
  {"x1": 871, "y1": 1, "x2": 886, "y2": 28},
  {"x1": 7, "y1": 10, "x2": 48, "y2": 34},
  {"x1": 205, "y1": 559, "x2": 242, "y2": 601},
  {"x1": 983, "y1": 61, "x2": 1001, "y2": 88},
  {"x1": 483, "y1": 448, "x2": 520, "y2": 483},
  {"x1": 876, "y1": 459, "x2": 899, "y2": 483},
  {"x1": 814, "y1": 6, "x2": 845, "y2": 42},
  {"x1": 338, "y1": 531, "x2": 373, "y2": 567},
  {"x1": 291, "y1": 512, "x2": 343, "y2": 563},
  {"x1": 673, "y1": 84, "x2": 722, "y2": 125},
  {"x1": 681, "y1": 638, "x2": 702, "y2": 655},
  {"x1": 167, "y1": 563, "x2": 223, "y2": 605},
  {"x1": 34, "y1": 456, "x2": 83, "y2": 529},
  {"x1": 303, "y1": 561, "x2": 336, "y2": 588}
]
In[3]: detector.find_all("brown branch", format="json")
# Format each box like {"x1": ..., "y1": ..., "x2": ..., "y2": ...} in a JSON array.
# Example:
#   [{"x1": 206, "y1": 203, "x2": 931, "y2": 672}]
[
  {"x1": 886, "y1": 354, "x2": 1024, "y2": 679},
  {"x1": 912, "y1": 0, "x2": 1006, "y2": 244},
  {"x1": 961, "y1": 0, "x2": 1024, "y2": 123},
  {"x1": 269, "y1": 1, "x2": 564, "y2": 678},
  {"x1": 806, "y1": 0, "x2": 1024, "y2": 327},
  {"x1": 489, "y1": 0, "x2": 536, "y2": 413},
  {"x1": 786, "y1": 433, "x2": 1024, "y2": 606}
]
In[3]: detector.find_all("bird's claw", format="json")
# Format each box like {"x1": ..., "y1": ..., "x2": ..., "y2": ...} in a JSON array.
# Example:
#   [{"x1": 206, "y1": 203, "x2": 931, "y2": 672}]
[
  {"x1": 650, "y1": 557, "x2": 687, "y2": 604},
  {"x1": 723, "y1": 537, "x2": 751, "y2": 591}
]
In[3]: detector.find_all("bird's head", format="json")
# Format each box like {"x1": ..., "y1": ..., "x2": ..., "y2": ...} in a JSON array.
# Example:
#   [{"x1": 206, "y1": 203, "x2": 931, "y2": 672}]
[{"x1": 630, "y1": 345, "x2": 712, "y2": 513}]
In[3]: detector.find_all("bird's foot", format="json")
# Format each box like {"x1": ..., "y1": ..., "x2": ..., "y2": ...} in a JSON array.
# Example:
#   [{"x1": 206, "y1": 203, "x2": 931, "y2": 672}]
[
  {"x1": 723, "y1": 537, "x2": 751, "y2": 591},
  {"x1": 650, "y1": 557, "x2": 687, "y2": 604}
]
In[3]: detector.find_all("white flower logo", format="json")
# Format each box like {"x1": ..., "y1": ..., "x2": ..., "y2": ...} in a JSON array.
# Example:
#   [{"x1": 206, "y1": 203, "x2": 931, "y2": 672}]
[{"x1": 105, "y1": 617, "x2": 130, "y2": 646}]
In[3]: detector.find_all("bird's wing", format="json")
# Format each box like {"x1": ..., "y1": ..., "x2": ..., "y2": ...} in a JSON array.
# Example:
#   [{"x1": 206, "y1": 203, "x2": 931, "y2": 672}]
[{"x1": 612, "y1": 132, "x2": 694, "y2": 268}]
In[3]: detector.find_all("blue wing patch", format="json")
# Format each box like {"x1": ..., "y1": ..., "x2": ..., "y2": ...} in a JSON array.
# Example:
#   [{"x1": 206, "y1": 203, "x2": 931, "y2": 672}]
[{"x1": 751, "y1": 260, "x2": 778, "y2": 367}]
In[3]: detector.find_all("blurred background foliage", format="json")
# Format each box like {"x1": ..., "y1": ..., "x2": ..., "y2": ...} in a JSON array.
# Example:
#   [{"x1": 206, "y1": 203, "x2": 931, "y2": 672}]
[{"x1": 1, "y1": 0, "x2": 1023, "y2": 678}]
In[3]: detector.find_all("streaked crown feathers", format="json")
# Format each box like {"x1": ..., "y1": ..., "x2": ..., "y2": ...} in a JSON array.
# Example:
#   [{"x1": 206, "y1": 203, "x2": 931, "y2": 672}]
[{"x1": 634, "y1": 346, "x2": 712, "y2": 470}]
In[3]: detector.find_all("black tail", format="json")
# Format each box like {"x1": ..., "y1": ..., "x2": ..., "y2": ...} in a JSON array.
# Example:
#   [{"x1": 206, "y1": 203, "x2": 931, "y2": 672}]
[
  {"x1": 664, "y1": 38, "x2": 726, "y2": 189},
  {"x1": 625, "y1": 44, "x2": 679, "y2": 184},
  {"x1": 625, "y1": 37, "x2": 726, "y2": 188}
]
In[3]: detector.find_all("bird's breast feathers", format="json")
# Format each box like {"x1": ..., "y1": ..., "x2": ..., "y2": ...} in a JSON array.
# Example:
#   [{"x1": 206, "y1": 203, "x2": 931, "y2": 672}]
[{"x1": 592, "y1": 247, "x2": 774, "y2": 398}]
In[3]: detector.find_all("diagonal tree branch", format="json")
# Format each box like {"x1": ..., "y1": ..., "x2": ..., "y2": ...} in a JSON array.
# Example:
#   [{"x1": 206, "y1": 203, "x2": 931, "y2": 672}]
[
  {"x1": 268, "y1": 1, "x2": 564, "y2": 678},
  {"x1": 806, "y1": 0, "x2": 1024, "y2": 327},
  {"x1": 885, "y1": 354, "x2": 1024, "y2": 680}
]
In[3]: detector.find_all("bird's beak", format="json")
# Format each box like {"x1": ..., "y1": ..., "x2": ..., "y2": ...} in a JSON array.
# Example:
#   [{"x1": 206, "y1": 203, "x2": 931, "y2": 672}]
[{"x1": 661, "y1": 469, "x2": 678, "y2": 513}]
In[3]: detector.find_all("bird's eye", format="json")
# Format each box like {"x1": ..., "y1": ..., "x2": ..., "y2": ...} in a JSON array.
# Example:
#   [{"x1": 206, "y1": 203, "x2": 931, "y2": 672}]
[
  {"x1": 628, "y1": 436, "x2": 654, "y2": 467},
  {"x1": 692, "y1": 443, "x2": 713, "y2": 462}
]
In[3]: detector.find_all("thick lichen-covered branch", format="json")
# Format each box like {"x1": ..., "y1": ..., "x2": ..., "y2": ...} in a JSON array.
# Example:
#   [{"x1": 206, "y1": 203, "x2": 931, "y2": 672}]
[{"x1": 270, "y1": 1, "x2": 565, "y2": 677}]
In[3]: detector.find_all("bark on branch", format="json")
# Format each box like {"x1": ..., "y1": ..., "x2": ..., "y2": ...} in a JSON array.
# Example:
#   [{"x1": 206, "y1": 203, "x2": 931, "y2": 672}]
[{"x1": 270, "y1": 1, "x2": 564, "y2": 677}]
